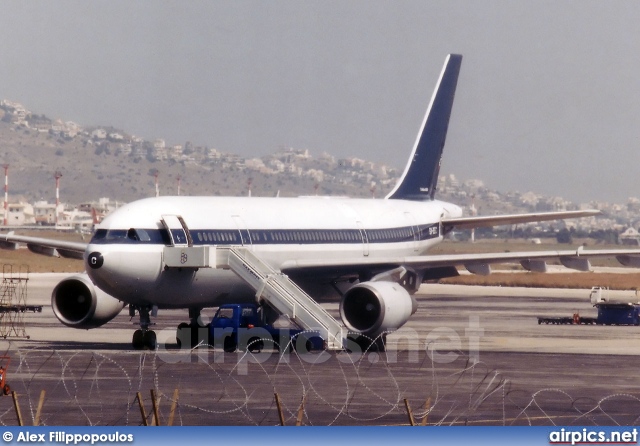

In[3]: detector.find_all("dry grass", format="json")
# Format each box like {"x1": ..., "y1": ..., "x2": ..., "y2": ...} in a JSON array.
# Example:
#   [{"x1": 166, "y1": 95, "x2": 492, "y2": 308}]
[
  {"x1": 440, "y1": 272, "x2": 640, "y2": 290},
  {"x1": 435, "y1": 239, "x2": 640, "y2": 289},
  {"x1": 0, "y1": 230, "x2": 85, "y2": 273}
]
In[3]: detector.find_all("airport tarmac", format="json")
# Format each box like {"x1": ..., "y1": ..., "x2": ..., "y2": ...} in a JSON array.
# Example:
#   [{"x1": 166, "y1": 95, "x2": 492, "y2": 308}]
[{"x1": 1, "y1": 273, "x2": 640, "y2": 426}]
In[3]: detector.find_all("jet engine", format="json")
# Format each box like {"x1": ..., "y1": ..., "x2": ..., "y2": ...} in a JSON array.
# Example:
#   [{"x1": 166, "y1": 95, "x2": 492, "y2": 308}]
[
  {"x1": 52, "y1": 274, "x2": 126, "y2": 329},
  {"x1": 339, "y1": 281, "x2": 418, "y2": 336}
]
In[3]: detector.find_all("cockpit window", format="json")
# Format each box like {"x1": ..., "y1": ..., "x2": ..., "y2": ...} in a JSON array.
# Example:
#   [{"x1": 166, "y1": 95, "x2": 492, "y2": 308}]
[
  {"x1": 127, "y1": 228, "x2": 139, "y2": 241},
  {"x1": 92, "y1": 229, "x2": 108, "y2": 241},
  {"x1": 127, "y1": 228, "x2": 151, "y2": 242},
  {"x1": 90, "y1": 228, "x2": 168, "y2": 245}
]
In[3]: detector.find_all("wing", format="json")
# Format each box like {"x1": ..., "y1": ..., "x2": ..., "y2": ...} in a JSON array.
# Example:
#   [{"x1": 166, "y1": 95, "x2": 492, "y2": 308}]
[
  {"x1": 442, "y1": 210, "x2": 600, "y2": 231},
  {"x1": 0, "y1": 232, "x2": 87, "y2": 260},
  {"x1": 280, "y1": 246, "x2": 640, "y2": 277}
]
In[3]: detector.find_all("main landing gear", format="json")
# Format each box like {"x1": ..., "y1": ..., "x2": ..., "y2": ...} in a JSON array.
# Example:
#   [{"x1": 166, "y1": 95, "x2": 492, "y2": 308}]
[
  {"x1": 176, "y1": 308, "x2": 209, "y2": 349},
  {"x1": 130, "y1": 305, "x2": 157, "y2": 350}
]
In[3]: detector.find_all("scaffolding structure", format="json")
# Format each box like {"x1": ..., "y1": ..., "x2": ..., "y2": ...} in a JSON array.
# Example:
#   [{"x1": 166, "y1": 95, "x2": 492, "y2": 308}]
[{"x1": 0, "y1": 264, "x2": 38, "y2": 339}]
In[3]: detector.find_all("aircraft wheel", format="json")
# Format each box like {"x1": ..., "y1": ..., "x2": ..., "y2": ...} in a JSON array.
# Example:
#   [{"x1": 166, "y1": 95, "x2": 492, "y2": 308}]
[
  {"x1": 144, "y1": 330, "x2": 157, "y2": 350},
  {"x1": 292, "y1": 336, "x2": 312, "y2": 353},
  {"x1": 3, "y1": 384, "x2": 10, "y2": 395},
  {"x1": 373, "y1": 335, "x2": 387, "y2": 352},
  {"x1": 247, "y1": 337, "x2": 263, "y2": 353},
  {"x1": 132, "y1": 329, "x2": 145, "y2": 350},
  {"x1": 176, "y1": 323, "x2": 189, "y2": 348},
  {"x1": 223, "y1": 336, "x2": 237, "y2": 353},
  {"x1": 190, "y1": 324, "x2": 209, "y2": 348}
]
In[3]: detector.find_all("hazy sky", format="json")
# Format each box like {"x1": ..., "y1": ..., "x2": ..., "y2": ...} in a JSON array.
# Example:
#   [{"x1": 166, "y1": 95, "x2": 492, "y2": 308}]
[{"x1": 1, "y1": 1, "x2": 639, "y2": 203}]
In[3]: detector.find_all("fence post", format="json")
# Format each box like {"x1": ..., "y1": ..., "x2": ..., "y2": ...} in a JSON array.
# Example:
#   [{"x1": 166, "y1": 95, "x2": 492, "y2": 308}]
[
  {"x1": 167, "y1": 388, "x2": 179, "y2": 427},
  {"x1": 420, "y1": 397, "x2": 431, "y2": 426},
  {"x1": 34, "y1": 390, "x2": 46, "y2": 426},
  {"x1": 135, "y1": 392, "x2": 148, "y2": 426},
  {"x1": 12, "y1": 391, "x2": 23, "y2": 426},
  {"x1": 404, "y1": 398, "x2": 416, "y2": 426},
  {"x1": 274, "y1": 393, "x2": 285, "y2": 426},
  {"x1": 150, "y1": 389, "x2": 160, "y2": 426},
  {"x1": 295, "y1": 395, "x2": 306, "y2": 426}
]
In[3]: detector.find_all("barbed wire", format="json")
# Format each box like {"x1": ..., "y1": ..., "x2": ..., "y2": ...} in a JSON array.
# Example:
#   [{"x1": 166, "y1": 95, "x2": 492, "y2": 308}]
[{"x1": 0, "y1": 341, "x2": 638, "y2": 426}]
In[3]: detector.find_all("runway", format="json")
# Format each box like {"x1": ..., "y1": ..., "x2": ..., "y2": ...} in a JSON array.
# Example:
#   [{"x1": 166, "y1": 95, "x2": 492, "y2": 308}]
[{"x1": 1, "y1": 274, "x2": 640, "y2": 426}]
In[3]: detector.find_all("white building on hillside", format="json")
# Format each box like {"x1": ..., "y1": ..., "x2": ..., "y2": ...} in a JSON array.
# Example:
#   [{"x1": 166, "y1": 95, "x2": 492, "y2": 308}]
[{"x1": 7, "y1": 202, "x2": 35, "y2": 226}]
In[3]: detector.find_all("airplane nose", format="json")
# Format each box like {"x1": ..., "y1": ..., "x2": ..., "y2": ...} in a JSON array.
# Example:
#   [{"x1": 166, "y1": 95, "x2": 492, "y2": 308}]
[{"x1": 87, "y1": 251, "x2": 104, "y2": 269}]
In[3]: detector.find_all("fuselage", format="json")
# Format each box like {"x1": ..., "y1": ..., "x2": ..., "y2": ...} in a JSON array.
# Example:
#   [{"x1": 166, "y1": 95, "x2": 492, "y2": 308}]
[{"x1": 85, "y1": 196, "x2": 462, "y2": 308}]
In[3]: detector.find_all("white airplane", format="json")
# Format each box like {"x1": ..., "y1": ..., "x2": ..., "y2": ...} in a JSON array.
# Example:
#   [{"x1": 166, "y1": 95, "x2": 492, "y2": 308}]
[{"x1": 3, "y1": 54, "x2": 640, "y2": 350}]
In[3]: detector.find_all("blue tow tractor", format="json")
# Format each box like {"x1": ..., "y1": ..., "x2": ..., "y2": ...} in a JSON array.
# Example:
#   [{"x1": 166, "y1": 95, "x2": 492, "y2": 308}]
[
  {"x1": 595, "y1": 303, "x2": 640, "y2": 325},
  {"x1": 209, "y1": 303, "x2": 325, "y2": 353}
]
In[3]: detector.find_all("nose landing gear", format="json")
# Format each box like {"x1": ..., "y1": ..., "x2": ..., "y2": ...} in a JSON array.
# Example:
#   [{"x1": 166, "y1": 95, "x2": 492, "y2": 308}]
[{"x1": 130, "y1": 305, "x2": 157, "y2": 350}]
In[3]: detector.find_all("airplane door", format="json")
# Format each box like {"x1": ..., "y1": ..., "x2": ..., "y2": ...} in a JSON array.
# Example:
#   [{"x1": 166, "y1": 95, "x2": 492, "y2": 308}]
[
  {"x1": 356, "y1": 221, "x2": 369, "y2": 257},
  {"x1": 231, "y1": 215, "x2": 252, "y2": 247},
  {"x1": 404, "y1": 212, "x2": 420, "y2": 253},
  {"x1": 161, "y1": 215, "x2": 192, "y2": 247}
]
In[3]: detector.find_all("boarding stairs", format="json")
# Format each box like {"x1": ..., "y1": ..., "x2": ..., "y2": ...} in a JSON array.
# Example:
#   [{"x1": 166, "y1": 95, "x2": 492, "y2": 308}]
[
  {"x1": 216, "y1": 246, "x2": 345, "y2": 350},
  {"x1": 162, "y1": 240, "x2": 345, "y2": 350}
]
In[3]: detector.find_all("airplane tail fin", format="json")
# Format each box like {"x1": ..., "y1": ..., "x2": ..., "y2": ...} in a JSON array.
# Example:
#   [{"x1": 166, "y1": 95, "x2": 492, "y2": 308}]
[{"x1": 386, "y1": 54, "x2": 462, "y2": 201}]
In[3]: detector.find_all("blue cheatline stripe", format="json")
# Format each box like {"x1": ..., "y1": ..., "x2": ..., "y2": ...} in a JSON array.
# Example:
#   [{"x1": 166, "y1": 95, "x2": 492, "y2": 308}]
[{"x1": 89, "y1": 223, "x2": 441, "y2": 246}]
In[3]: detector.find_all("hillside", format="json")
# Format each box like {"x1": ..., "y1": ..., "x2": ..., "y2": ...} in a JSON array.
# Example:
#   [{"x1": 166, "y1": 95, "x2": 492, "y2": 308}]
[{"x1": 0, "y1": 113, "x2": 398, "y2": 204}]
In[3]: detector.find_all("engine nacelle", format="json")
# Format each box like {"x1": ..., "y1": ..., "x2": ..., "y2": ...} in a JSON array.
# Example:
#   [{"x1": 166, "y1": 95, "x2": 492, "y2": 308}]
[
  {"x1": 52, "y1": 274, "x2": 126, "y2": 329},
  {"x1": 339, "y1": 281, "x2": 418, "y2": 336}
]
